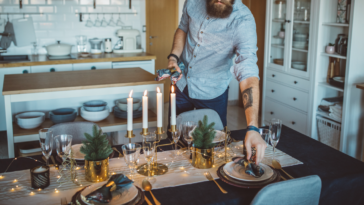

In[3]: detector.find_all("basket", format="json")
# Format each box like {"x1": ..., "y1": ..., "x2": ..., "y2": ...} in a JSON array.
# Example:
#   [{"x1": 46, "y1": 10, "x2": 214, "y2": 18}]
[{"x1": 316, "y1": 115, "x2": 341, "y2": 150}]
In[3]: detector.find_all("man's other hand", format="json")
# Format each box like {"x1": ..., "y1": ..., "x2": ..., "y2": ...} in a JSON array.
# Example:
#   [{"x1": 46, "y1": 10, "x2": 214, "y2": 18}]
[{"x1": 168, "y1": 58, "x2": 183, "y2": 81}]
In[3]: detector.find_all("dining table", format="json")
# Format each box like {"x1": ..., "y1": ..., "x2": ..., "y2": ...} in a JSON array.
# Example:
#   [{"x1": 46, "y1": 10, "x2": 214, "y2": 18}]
[{"x1": 1, "y1": 125, "x2": 364, "y2": 205}]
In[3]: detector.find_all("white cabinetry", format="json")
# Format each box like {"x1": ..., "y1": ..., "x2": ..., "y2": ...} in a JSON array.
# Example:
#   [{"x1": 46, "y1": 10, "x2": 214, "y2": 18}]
[
  {"x1": 73, "y1": 62, "x2": 112, "y2": 71},
  {"x1": 31, "y1": 64, "x2": 73, "y2": 73},
  {"x1": 113, "y1": 60, "x2": 155, "y2": 74}
]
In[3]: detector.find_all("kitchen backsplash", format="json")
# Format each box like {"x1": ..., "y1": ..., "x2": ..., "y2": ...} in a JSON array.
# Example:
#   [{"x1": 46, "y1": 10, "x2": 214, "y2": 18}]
[{"x1": 0, "y1": 0, "x2": 146, "y2": 55}]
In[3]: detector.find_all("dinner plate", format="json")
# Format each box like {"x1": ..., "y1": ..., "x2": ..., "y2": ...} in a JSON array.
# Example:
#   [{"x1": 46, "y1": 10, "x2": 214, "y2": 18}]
[
  {"x1": 81, "y1": 182, "x2": 138, "y2": 205},
  {"x1": 223, "y1": 161, "x2": 274, "y2": 182},
  {"x1": 72, "y1": 144, "x2": 85, "y2": 160},
  {"x1": 333, "y1": 76, "x2": 345, "y2": 83},
  {"x1": 188, "y1": 129, "x2": 227, "y2": 144}
]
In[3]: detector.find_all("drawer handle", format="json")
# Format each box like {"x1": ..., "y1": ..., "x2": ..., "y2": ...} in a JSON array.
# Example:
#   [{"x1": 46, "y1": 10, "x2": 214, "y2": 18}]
[
  {"x1": 293, "y1": 97, "x2": 297, "y2": 101},
  {"x1": 271, "y1": 90, "x2": 275, "y2": 93},
  {"x1": 270, "y1": 112, "x2": 274, "y2": 115},
  {"x1": 292, "y1": 121, "x2": 296, "y2": 125},
  {"x1": 272, "y1": 74, "x2": 275, "y2": 77},
  {"x1": 23, "y1": 70, "x2": 28, "y2": 74},
  {"x1": 91, "y1": 66, "x2": 96, "y2": 70},
  {"x1": 294, "y1": 81, "x2": 297, "y2": 84},
  {"x1": 50, "y1": 68, "x2": 55, "y2": 72}
]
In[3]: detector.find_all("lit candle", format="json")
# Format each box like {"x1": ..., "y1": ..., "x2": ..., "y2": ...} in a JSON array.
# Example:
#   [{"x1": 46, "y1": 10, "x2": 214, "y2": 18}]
[
  {"x1": 157, "y1": 87, "x2": 162, "y2": 128},
  {"x1": 143, "y1": 90, "x2": 148, "y2": 129},
  {"x1": 171, "y1": 85, "x2": 176, "y2": 126},
  {"x1": 33, "y1": 167, "x2": 47, "y2": 173},
  {"x1": 127, "y1": 90, "x2": 133, "y2": 131}
]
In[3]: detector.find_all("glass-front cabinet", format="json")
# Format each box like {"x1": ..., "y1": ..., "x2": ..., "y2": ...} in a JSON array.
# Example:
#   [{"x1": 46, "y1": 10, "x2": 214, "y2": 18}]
[{"x1": 267, "y1": 0, "x2": 313, "y2": 79}]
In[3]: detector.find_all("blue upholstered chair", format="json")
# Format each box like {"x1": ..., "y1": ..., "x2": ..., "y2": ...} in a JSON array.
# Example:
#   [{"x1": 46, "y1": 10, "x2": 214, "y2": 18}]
[
  {"x1": 250, "y1": 175, "x2": 322, "y2": 205},
  {"x1": 176, "y1": 109, "x2": 224, "y2": 130}
]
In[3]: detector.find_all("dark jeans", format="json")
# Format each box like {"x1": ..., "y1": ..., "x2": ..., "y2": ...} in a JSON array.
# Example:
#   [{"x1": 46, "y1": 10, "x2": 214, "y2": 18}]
[{"x1": 168, "y1": 86, "x2": 229, "y2": 136}]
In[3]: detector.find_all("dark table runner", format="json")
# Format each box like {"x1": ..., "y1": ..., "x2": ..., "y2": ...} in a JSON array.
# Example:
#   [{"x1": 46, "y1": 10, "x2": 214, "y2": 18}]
[{"x1": 1, "y1": 125, "x2": 364, "y2": 205}]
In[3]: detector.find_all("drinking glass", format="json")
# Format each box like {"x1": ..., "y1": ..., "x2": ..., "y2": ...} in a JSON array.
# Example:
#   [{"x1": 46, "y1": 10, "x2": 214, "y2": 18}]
[
  {"x1": 259, "y1": 128, "x2": 271, "y2": 146},
  {"x1": 54, "y1": 135, "x2": 73, "y2": 170},
  {"x1": 269, "y1": 119, "x2": 282, "y2": 162},
  {"x1": 101, "y1": 14, "x2": 108, "y2": 27},
  {"x1": 116, "y1": 14, "x2": 125, "y2": 27},
  {"x1": 39, "y1": 128, "x2": 53, "y2": 166},
  {"x1": 182, "y1": 121, "x2": 197, "y2": 157},
  {"x1": 108, "y1": 14, "x2": 116, "y2": 26},
  {"x1": 171, "y1": 126, "x2": 181, "y2": 156},
  {"x1": 94, "y1": 14, "x2": 101, "y2": 27},
  {"x1": 122, "y1": 143, "x2": 141, "y2": 181},
  {"x1": 142, "y1": 133, "x2": 156, "y2": 183},
  {"x1": 85, "y1": 15, "x2": 93, "y2": 27}
]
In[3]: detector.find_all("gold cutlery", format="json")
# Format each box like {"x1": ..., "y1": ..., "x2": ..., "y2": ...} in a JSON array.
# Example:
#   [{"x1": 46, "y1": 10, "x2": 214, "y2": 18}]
[
  {"x1": 112, "y1": 147, "x2": 123, "y2": 157},
  {"x1": 272, "y1": 160, "x2": 294, "y2": 179},
  {"x1": 144, "y1": 196, "x2": 153, "y2": 205},
  {"x1": 51, "y1": 156, "x2": 59, "y2": 170},
  {"x1": 42, "y1": 156, "x2": 47, "y2": 163},
  {"x1": 142, "y1": 179, "x2": 161, "y2": 205},
  {"x1": 280, "y1": 176, "x2": 287, "y2": 181},
  {"x1": 205, "y1": 172, "x2": 228, "y2": 194}
]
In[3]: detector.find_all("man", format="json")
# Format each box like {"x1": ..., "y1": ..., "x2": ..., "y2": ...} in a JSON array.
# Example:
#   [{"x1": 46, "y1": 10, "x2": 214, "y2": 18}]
[{"x1": 167, "y1": 0, "x2": 266, "y2": 164}]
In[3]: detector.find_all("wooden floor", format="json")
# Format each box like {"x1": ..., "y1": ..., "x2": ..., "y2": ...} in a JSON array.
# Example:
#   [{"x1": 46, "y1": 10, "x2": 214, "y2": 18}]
[{"x1": 0, "y1": 105, "x2": 247, "y2": 159}]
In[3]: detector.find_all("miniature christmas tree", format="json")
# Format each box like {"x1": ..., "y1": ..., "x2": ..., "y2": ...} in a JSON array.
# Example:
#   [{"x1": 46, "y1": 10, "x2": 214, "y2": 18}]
[
  {"x1": 191, "y1": 115, "x2": 216, "y2": 149},
  {"x1": 80, "y1": 125, "x2": 113, "y2": 161}
]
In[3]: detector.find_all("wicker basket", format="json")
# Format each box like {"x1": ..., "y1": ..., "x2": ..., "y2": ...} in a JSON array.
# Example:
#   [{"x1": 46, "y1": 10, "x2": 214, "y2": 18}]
[{"x1": 316, "y1": 115, "x2": 341, "y2": 150}]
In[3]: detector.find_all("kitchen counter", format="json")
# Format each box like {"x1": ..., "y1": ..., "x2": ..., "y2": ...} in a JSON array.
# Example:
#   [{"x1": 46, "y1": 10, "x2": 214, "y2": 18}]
[
  {"x1": 356, "y1": 83, "x2": 364, "y2": 90},
  {"x1": 0, "y1": 52, "x2": 156, "y2": 68}
]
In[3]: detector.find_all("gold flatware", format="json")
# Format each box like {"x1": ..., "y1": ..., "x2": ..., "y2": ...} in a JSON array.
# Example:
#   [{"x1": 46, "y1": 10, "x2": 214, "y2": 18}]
[
  {"x1": 144, "y1": 196, "x2": 153, "y2": 205},
  {"x1": 142, "y1": 179, "x2": 161, "y2": 205},
  {"x1": 42, "y1": 156, "x2": 47, "y2": 163},
  {"x1": 280, "y1": 176, "x2": 287, "y2": 181},
  {"x1": 205, "y1": 171, "x2": 228, "y2": 194},
  {"x1": 51, "y1": 156, "x2": 59, "y2": 170},
  {"x1": 112, "y1": 147, "x2": 123, "y2": 157},
  {"x1": 272, "y1": 160, "x2": 294, "y2": 179}
]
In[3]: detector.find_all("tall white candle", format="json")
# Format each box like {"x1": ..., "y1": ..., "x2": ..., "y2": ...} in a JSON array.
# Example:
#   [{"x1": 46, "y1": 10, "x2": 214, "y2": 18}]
[
  {"x1": 142, "y1": 90, "x2": 148, "y2": 129},
  {"x1": 157, "y1": 87, "x2": 163, "y2": 127},
  {"x1": 127, "y1": 90, "x2": 133, "y2": 131},
  {"x1": 171, "y1": 85, "x2": 176, "y2": 126}
]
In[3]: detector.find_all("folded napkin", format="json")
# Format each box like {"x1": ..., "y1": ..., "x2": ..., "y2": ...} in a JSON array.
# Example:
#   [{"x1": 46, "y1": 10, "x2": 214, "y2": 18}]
[
  {"x1": 232, "y1": 147, "x2": 264, "y2": 178},
  {"x1": 86, "y1": 174, "x2": 133, "y2": 203},
  {"x1": 155, "y1": 62, "x2": 185, "y2": 84}
]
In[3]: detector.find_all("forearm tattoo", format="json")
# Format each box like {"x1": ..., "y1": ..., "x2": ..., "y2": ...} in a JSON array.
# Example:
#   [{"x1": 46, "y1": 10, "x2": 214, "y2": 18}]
[{"x1": 242, "y1": 87, "x2": 253, "y2": 110}]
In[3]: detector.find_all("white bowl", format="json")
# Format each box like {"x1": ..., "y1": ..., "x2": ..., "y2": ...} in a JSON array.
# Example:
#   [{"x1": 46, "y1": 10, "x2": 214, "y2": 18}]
[
  {"x1": 293, "y1": 41, "x2": 307, "y2": 49},
  {"x1": 117, "y1": 98, "x2": 141, "y2": 111},
  {"x1": 16, "y1": 112, "x2": 45, "y2": 129},
  {"x1": 293, "y1": 34, "x2": 308, "y2": 42},
  {"x1": 292, "y1": 61, "x2": 306, "y2": 70},
  {"x1": 81, "y1": 106, "x2": 109, "y2": 122}
]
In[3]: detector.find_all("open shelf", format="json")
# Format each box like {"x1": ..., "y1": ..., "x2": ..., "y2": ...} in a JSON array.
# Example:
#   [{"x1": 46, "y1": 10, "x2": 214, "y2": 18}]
[
  {"x1": 272, "y1": 44, "x2": 284, "y2": 49},
  {"x1": 322, "y1": 22, "x2": 349, "y2": 27},
  {"x1": 292, "y1": 47, "x2": 308, "y2": 53},
  {"x1": 13, "y1": 109, "x2": 157, "y2": 142},
  {"x1": 273, "y1": 19, "x2": 285, "y2": 23},
  {"x1": 317, "y1": 109, "x2": 342, "y2": 123},
  {"x1": 294, "y1": 20, "x2": 310, "y2": 24},
  {"x1": 321, "y1": 52, "x2": 347, "y2": 59},
  {"x1": 318, "y1": 82, "x2": 344, "y2": 92}
]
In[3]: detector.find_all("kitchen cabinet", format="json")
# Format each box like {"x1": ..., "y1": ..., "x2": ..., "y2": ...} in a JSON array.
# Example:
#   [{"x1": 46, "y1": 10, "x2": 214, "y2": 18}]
[
  {"x1": 112, "y1": 60, "x2": 155, "y2": 74},
  {"x1": 73, "y1": 62, "x2": 112, "y2": 71},
  {"x1": 0, "y1": 67, "x2": 31, "y2": 131},
  {"x1": 30, "y1": 64, "x2": 73, "y2": 73}
]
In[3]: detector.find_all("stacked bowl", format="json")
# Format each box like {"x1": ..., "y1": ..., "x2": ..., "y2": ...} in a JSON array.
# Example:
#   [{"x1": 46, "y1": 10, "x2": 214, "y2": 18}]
[
  {"x1": 114, "y1": 98, "x2": 142, "y2": 119},
  {"x1": 293, "y1": 33, "x2": 308, "y2": 49},
  {"x1": 16, "y1": 112, "x2": 45, "y2": 129},
  {"x1": 81, "y1": 100, "x2": 109, "y2": 122},
  {"x1": 50, "y1": 108, "x2": 77, "y2": 124}
]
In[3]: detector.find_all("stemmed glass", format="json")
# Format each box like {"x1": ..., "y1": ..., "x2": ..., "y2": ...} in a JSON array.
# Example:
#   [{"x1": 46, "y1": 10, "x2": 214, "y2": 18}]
[
  {"x1": 122, "y1": 143, "x2": 141, "y2": 181},
  {"x1": 116, "y1": 14, "x2": 125, "y2": 27},
  {"x1": 101, "y1": 14, "x2": 108, "y2": 27},
  {"x1": 108, "y1": 14, "x2": 116, "y2": 26},
  {"x1": 142, "y1": 133, "x2": 156, "y2": 184},
  {"x1": 55, "y1": 134, "x2": 73, "y2": 170},
  {"x1": 85, "y1": 14, "x2": 93, "y2": 27},
  {"x1": 269, "y1": 119, "x2": 282, "y2": 162},
  {"x1": 182, "y1": 121, "x2": 197, "y2": 157},
  {"x1": 39, "y1": 128, "x2": 53, "y2": 166},
  {"x1": 94, "y1": 14, "x2": 101, "y2": 27},
  {"x1": 171, "y1": 126, "x2": 181, "y2": 157}
]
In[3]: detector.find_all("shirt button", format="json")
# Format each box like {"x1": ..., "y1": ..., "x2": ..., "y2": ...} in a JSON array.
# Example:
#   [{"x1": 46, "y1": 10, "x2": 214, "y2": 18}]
[
  {"x1": 198, "y1": 44, "x2": 200, "y2": 47},
  {"x1": 189, "y1": 66, "x2": 192, "y2": 68},
  {"x1": 188, "y1": 77, "x2": 190, "y2": 79},
  {"x1": 207, "y1": 17, "x2": 209, "y2": 20},
  {"x1": 200, "y1": 31, "x2": 203, "y2": 34},
  {"x1": 194, "y1": 55, "x2": 196, "y2": 58}
]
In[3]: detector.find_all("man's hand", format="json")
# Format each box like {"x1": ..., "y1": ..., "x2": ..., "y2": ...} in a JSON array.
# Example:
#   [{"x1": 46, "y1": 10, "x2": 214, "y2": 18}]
[
  {"x1": 168, "y1": 58, "x2": 183, "y2": 81},
  {"x1": 244, "y1": 131, "x2": 267, "y2": 165}
]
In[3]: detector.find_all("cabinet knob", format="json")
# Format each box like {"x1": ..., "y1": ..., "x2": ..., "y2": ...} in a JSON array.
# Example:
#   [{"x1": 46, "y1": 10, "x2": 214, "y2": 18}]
[
  {"x1": 272, "y1": 74, "x2": 275, "y2": 77},
  {"x1": 270, "y1": 112, "x2": 274, "y2": 115},
  {"x1": 292, "y1": 121, "x2": 296, "y2": 125},
  {"x1": 22, "y1": 70, "x2": 28, "y2": 74},
  {"x1": 50, "y1": 68, "x2": 55, "y2": 72},
  {"x1": 271, "y1": 90, "x2": 275, "y2": 93},
  {"x1": 293, "y1": 97, "x2": 297, "y2": 101},
  {"x1": 285, "y1": 20, "x2": 291, "y2": 23},
  {"x1": 91, "y1": 66, "x2": 96, "y2": 70},
  {"x1": 294, "y1": 81, "x2": 297, "y2": 84}
]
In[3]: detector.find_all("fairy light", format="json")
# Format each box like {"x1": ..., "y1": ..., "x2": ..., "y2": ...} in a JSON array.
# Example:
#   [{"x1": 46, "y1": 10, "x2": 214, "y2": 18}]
[
  {"x1": 16, "y1": 185, "x2": 18, "y2": 188},
  {"x1": 30, "y1": 191, "x2": 34, "y2": 195},
  {"x1": 11, "y1": 188, "x2": 14, "y2": 191},
  {"x1": 0, "y1": 175, "x2": 3, "y2": 179},
  {"x1": 38, "y1": 188, "x2": 42, "y2": 191},
  {"x1": 55, "y1": 188, "x2": 59, "y2": 193},
  {"x1": 13, "y1": 179, "x2": 17, "y2": 183},
  {"x1": 57, "y1": 175, "x2": 61, "y2": 178}
]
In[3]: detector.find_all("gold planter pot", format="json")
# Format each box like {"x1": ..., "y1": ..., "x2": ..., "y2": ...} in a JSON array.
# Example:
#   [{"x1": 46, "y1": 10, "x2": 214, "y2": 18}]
[
  {"x1": 85, "y1": 158, "x2": 109, "y2": 182},
  {"x1": 192, "y1": 147, "x2": 214, "y2": 169}
]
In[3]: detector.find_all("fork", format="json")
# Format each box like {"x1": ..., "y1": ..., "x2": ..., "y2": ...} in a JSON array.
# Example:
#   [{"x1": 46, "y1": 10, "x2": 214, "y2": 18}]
[{"x1": 205, "y1": 172, "x2": 228, "y2": 194}]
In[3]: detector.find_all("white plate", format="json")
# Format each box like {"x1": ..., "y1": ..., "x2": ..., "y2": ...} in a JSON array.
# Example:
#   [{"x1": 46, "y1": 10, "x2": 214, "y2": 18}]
[
  {"x1": 188, "y1": 129, "x2": 227, "y2": 144},
  {"x1": 71, "y1": 144, "x2": 85, "y2": 160},
  {"x1": 333, "y1": 76, "x2": 345, "y2": 83},
  {"x1": 223, "y1": 161, "x2": 274, "y2": 182},
  {"x1": 81, "y1": 182, "x2": 138, "y2": 205}
]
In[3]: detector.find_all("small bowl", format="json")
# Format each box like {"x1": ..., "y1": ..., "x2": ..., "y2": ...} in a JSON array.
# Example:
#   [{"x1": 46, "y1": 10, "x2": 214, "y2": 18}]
[
  {"x1": 50, "y1": 108, "x2": 77, "y2": 124},
  {"x1": 292, "y1": 61, "x2": 306, "y2": 70},
  {"x1": 16, "y1": 112, "x2": 45, "y2": 129},
  {"x1": 273, "y1": 58, "x2": 284, "y2": 65},
  {"x1": 83, "y1": 100, "x2": 107, "y2": 112},
  {"x1": 293, "y1": 41, "x2": 307, "y2": 49},
  {"x1": 293, "y1": 34, "x2": 308, "y2": 42},
  {"x1": 117, "y1": 98, "x2": 141, "y2": 111},
  {"x1": 79, "y1": 52, "x2": 90, "y2": 57},
  {"x1": 80, "y1": 106, "x2": 109, "y2": 122}
]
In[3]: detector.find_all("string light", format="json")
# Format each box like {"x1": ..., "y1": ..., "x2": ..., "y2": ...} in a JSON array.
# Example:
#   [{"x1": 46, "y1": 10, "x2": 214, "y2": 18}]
[
  {"x1": 30, "y1": 191, "x2": 34, "y2": 195},
  {"x1": 38, "y1": 188, "x2": 42, "y2": 191},
  {"x1": 13, "y1": 179, "x2": 17, "y2": 183},
  {"x1": 11, "y1": 188, "x2": 14, "y2": 191},
  {"x1": 0, "y1": 175, "x2": 3, "y2": 179}
]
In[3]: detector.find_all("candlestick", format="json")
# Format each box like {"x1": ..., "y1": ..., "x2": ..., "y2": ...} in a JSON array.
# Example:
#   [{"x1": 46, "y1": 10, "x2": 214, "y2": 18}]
[
  {"x1": 156, "y1": 87, "x2": 163, "y2": 128},
  {"x1": 171, "y1": 85, "x2": 176, "y2": 126},
  {"x1": 127, "y1": 90, "x2": 133, "y2": 131},
  {"x1": 142, "y1": 90, "x2": 148, "y2": 129}
]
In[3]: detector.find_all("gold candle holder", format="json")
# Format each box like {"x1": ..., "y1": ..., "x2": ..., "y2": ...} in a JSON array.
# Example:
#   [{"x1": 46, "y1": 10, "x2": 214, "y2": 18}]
[
  {"x1": 155, "y1": 127, "x2": 165, "y2": 135},
  {"x1": 168, "y1": 125, "x2": 177, "y2": 133},
  {"x1": 125, "y1": 130, "x2": 135, "y2": 143},
  {"x1": 140, "y1": 128, "x2": 149, "y2": 136}
]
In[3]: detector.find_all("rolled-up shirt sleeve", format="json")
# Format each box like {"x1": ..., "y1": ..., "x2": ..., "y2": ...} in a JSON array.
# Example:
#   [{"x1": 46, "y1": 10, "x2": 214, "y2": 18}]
[
  {"x1": 178, "y1": 0, "x2": 189, "y2": 33},
  {"x1": 230, "y1": 11, "x2": 259, "y2": 83}
]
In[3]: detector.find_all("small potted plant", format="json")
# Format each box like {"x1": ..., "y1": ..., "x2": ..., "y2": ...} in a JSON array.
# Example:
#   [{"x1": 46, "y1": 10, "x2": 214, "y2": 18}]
[
  {"x1": 81, "y1": 125, "x2": 113, "y2": 182},
  {"x1": 326, "y1": 43, "x2": 335, "y2": 54},
  {"x1": 191, "y1": 115, "x2": 216, "y2": 169}
]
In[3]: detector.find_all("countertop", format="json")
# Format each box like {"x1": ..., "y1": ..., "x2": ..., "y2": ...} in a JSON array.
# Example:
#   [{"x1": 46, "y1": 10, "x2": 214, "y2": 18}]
[
  {"x1": 356, "y1": 84, "x2": 364, "y2": 90},
  {"x1": 3, "y1": 67, "x2": 159, "y2": 95},
  {"x1": 0, "y1": 52, "x2": 156, "y2": 68}
]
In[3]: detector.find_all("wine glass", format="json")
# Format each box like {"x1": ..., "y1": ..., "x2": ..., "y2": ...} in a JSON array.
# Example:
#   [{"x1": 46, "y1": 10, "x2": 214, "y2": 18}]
[
  {"x1": 39, "y1": 128, "x2": 53, "y2": 166},
  {"x1": 142, "y1": 133, "x2": 156, "y2": 184},
  {"x1": 122, "y1": 143, "x2": 141, "y2": 181},
  {"x1": 182, "y1": 121, "x2": 197, "y2": 157},
  {"x1": 269, "y1": 118, "x2": 282, "y2": 162},
  {"x1": 108, "y1": 14, "x2": 116, "y2": 26},
  {"x1": 171, "y1": 127, "x2": 181, "y2": 157},
  {"x1": 54, "y1": 134, "x2": 73, "y2": 170},
  {"x1": 94, "y1": 14, "x2": 101, "y2": 27},
  {"x1": 116, "y1": 14, "x2": 125, "y2": 27},
  {"x1": 85, "y1": 14, "x2": 93, "y2": 27},
  {"x1": 101, "y1": 14, "x2": 108, "y2": 27}
]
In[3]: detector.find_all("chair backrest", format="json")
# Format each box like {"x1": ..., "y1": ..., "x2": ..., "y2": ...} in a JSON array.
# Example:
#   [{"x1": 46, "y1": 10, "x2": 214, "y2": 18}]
[
  {"x1": 50, "y1": 122, "x2": 101, "y2": 146},
  {"x1": 250, "y1": 175, "x2": 322, "y2": 205},
  {"x1": 176, "y1": 109, "x2": 224, "y2": 130}
]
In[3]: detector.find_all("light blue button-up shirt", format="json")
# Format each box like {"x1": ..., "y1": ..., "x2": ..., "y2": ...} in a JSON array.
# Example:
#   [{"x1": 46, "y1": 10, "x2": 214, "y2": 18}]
[{"x1": 177, "y1": 0, "x2": 259, "y2": 100}]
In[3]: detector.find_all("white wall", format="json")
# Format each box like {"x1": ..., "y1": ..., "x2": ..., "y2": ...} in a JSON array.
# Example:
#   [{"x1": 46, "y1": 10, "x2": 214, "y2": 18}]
[{"x1": 0, "y1": 0, "x2": 146, "y2": 55}]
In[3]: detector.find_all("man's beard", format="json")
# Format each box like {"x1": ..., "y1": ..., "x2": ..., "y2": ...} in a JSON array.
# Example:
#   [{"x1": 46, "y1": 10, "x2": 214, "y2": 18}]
[{"x1": 206, "y1": 0, "x2": 235, "y2": 19}]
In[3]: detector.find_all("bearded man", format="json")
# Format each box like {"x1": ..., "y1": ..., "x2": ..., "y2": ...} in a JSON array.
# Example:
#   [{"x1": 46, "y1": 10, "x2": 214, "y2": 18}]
[{"x1": 167, "y1": 0, "x2": 266, "y2": 164}]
